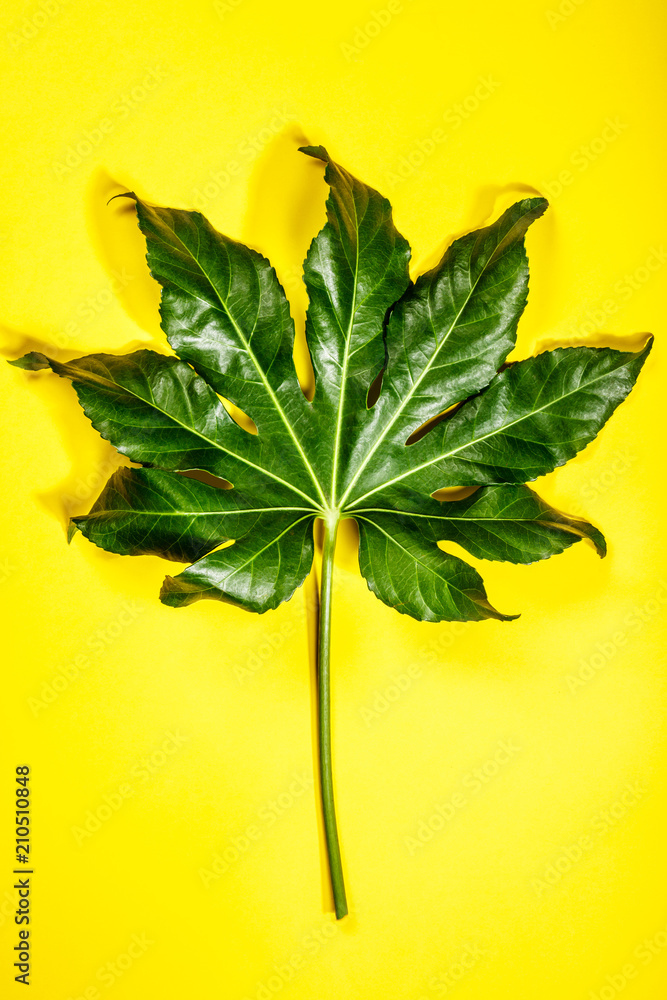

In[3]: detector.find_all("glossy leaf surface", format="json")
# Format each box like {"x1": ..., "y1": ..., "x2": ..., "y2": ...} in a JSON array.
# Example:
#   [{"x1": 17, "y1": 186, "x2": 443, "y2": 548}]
[{"x1": 10, "y1": 148, "x2": 652, "y2": 620}]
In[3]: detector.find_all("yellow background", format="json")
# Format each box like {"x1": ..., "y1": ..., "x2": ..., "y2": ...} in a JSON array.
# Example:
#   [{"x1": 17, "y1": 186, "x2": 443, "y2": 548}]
[{"x1": 1, "y1": 0, "x2": 666, "y2": 997}]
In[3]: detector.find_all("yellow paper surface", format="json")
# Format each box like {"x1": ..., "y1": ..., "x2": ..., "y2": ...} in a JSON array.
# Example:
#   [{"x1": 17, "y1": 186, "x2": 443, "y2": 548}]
[{"x1": 1, "y1": 1, "x2": 665, "y2": 997}]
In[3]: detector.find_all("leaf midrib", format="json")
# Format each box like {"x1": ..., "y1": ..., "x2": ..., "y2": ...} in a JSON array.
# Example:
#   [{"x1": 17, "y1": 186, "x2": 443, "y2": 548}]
[
  {"x1": 152, "y1": 211, "x2": 328, "y2": 508},
  {"x1": 189, "y1": 515, "x2": 312, "y2": 584},
  {"x1": 330, "y1": 192, "x2": 361, "y2": 506},
  {"x1": 68, "y1": 361, "x2": 320, "y2": 508},
  {"x1": 80, "y1": 506, "x2": 312, "y2": 519},
  {"x1": 357, "y1": 516, "x2": 479, "y2": 607},
  {"x1": 338, "y1": 211, "x2": 529, "y2": 507},
  {"x1": 354, "y1": 507, "x2": 579, "y2": 523},
  {"x1": 347, "y1": 351, "x2": 635, "y2": 508}
]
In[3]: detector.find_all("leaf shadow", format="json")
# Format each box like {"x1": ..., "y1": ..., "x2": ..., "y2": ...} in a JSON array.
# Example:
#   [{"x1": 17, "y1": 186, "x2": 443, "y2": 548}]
[
  {"x1": 2, "y1": 324, "x2": 149, "y2": 527},
  {"x1": 2, "y1": 170, "x2": 178, "y2": 600},
  {"x1": 2, "y1": 164, "x2": 264, "y2": 594},
  {"x1": 242, "y1": 122, "x2": 326, "y2": 402},
  {"x1": 410, "y1": 181, "x2": 548, "y2": 275},
  {"x1": 410, "y1": 181, "x2": 559, "y2": 364},
  {"x1": 1, "y1": 160, "x2": 175, "y2": 531},
  {"x1": 85, "y1": 166, "x2": 165, "y2": 344},
  {"x1": 532, "y1": 330, "x2": 651, "y2": 353}
]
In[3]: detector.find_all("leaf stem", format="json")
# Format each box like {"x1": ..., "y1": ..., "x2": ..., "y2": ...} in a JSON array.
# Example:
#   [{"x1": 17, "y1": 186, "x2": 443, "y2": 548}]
[{"x1": 318, "y1": 512, "x2": 348, "y2": 919}]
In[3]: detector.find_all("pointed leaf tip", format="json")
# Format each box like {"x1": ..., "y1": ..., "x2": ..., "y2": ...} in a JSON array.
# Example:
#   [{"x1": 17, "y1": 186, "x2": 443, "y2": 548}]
[
  {"x1": 159, "y1": 572, "x2": 221, "y2": 610},
  {"x1": 8, "y1": 352, "x2": 50, "y2": 370},
  {"x1": 107, "y1": 191, "x2": 137, "y2": 207},
  {"x1": 526, "y1": 195, "x2": 548, "y2": 214},
  {"x1": 66, "y1": 521, "x2": 80, "y2": 544},
  {"x1": 477, "y1": 599, "x2": 520, "y2": 622},
  {"x1": 589, "y1": 527, "x2": 607, "y2": 558},
  {"x1": 159, "y1": 576, "x2": 176, "y2": 603},
  {"x1": 298, "y1": 145, "x2": 330, "y2": 163}
]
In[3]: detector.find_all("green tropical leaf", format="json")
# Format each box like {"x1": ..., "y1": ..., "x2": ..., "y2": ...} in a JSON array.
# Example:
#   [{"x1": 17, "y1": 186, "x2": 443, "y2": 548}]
[
  {"x1": 299, "y1": 144, "x2": 411, "y2": 499},
  {"x1": 12, "y1": 349, "x2": 317, "y2": 504},
  {"x1": 356, "y1": 512, "x2": 520, "y2": 623},
  {"x1": 9, "y1": 146, "x2": 652, "y2": 918},
  {"x1": 338, "y1": 196, "x2": 548, "y2": 504},
  {"x1": 72, "y1": 466, "x2": 312, "y2": 567},
  {"x1": 346, "y1": 341, "x2": 652, "y2": 505},
  {"x1": 116, "y1": 194, "x2": 325, "y2": 506},
  {"x1": 159, "y1": 513, "x2": 315, "y2": 613},
  {"x1": 355, "y1": 483, "x2": 607, "y2": 565}
]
